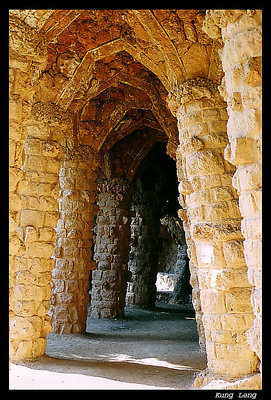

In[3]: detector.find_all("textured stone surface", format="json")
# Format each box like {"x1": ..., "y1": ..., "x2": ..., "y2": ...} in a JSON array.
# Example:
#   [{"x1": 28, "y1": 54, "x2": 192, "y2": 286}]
[
  {"x1": 9, "y1": 9, "x2": 261, "y2": 390},
  {"x1": 91, "y1": 177, "x2": 131, "y2": 318}
]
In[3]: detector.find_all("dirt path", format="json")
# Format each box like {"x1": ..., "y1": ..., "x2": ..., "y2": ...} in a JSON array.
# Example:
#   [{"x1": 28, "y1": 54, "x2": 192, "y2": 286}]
[{"x1": 9, "y1": 305, "x2": 207, "y2": 390}]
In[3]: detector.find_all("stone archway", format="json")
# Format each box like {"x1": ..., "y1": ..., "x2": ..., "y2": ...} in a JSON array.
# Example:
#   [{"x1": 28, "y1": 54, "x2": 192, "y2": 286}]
[{"x1": 9, "y1": 9, "x2": 262, "y2": 390}]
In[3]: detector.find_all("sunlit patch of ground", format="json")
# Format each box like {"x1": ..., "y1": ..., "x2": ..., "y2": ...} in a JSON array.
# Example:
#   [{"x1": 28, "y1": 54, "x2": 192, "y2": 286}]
[{"x1": 9, "y1": 305, "x2": 206, "y2": 390}]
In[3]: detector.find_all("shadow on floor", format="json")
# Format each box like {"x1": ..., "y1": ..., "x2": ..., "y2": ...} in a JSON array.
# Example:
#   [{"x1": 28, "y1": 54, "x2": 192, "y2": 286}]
[{"x1": 10, "y1": 306, "x2": 207, "y2": 390}]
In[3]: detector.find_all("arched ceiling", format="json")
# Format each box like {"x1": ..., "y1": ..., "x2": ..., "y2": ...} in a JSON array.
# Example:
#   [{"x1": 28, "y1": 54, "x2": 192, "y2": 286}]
[{"x1": 10, "y1": 9, "x2": 223, "y2": 167}]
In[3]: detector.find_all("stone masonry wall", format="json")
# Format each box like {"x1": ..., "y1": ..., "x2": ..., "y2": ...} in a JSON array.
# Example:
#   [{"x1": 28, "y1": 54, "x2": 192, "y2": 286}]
[
  {"x1": 203, "y1": 10, "x2": 262, "y2": 371},
  {"x1": 91, "y1": 177, "x2": 131, "y2": 318},
  {"x1": 167, "y1": 78, "x2": 259, "y2": 379}
]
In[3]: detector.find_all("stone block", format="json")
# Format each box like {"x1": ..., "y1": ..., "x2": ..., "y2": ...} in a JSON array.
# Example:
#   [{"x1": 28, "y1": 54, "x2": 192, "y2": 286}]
[
  {"x1": 42, "y1": 141, "x2": 62, "y2": 158},
  {"x1": 209, "y1": 186, "x2": 234, "y2": 203},
  {"x1": 241, "y1": 217, "x2": 261, "y2": 240},
  {"x1": 222, "y1": 240, "x2": 246, "y2": 268},
  {"x1": 205, "y1": 201, "x2": 230, "y2": 222},
  {"x1": 178, "y1": 137, "x2": 204, "y2": 155},
  {"x1": 186, "y1": 150, "x2": 225, "y2": 177},
  {"x1": 24, "y1": 137, "x2": 42, "y2": 155},
  {"x1": 197, "y1": 174, "x2": 222, "y2": 190},
  {"x1": 20, "y1": 209, "x2": 44, "y2": 228},
  {"x1": 208, "y1": 119, "x2": 227, "y2": 134},
  {"x1": 14, "y1": 300, "x2": 36, "y2": 316},
  {"x1": 43, "y1": 158, "x2": 60, "y2": 174},
  {"x1": 230, "y1": 137, "x2": 258, "y2": 166},
  {"x1": 243, "y1": 239, "x2": 262, "y2": 268},
  {"x1": 39, "y1": 226, "x2": 55, "y2": 241},
  {"x1": 225, "y1": 287, "x2": 253, "y2": 313},
  {"x1": 199, "y1": 269, "x2": 250, "y2": 291},
  {"x1": 214, "y1": 342, "x2": 255, "y2": 362},
  {"x1": 44, "y1": 211, "x2": 59, "y2": 227},
  {"x1": 14, "y1": 340, "x2": 33, "y2": 359},
  {"x1": 192, "y1": 220, "x2": 243, "y2": 242},
  {"x1": 32, "y1": 337, "x2": 47, "y2": 357},
  {"x1": 179, "y1": 111, "x2": 203, "y2": 129},
  {"x1": 66, "y1": 279, "x2": 79, "y2": 292},
  {"x1": 202, "y1": 314, "x2": 222, "y2": 330},
  {"x1": 24, "y1": 123, "x2": 51, "y2": 140},
  {"x1": 10, "y1": 315, "x2": 36, "y2": 340},
  {"x1": 200, "y1": 289, "x2": 226, "y2": 314},
  {"x1": 208, "y1": 358, "x2": 258, "y2": 378},
  {"x1": 187, "y1": 190, "x2": 210, "y2": 207},
  {"x1": 178, "y1": 180, "x2": 193, "y2": 195},
  {"x1": 9, "y1": 192, "x2": 22, "y2": 212},
  {"x1": 188, "y1": 205, "x2": 205, "y2": 224},
  {"x1": 196, "y1": 241, "x2": 225, "y2": 269},
  {"x1": 200, "y1": 133, "x2": 229, "y2": 149},
  {"x1": 201, "y1": 108, "x2": 221, "y2": 121},
  {"x1": 39, "y1": 172, "x2": 58, "y2": 184},
  {"x1": 26, "y1": 241, "x2": 55, "y2": 258},
  {"x1": 188, "y1": 122, "x2": 208, "y2": 138},
  {"x1": 239, "y1": 192, "x2": 260, "y2": 218},
  {"x1": 23, "y1": 155, "x2": 43, "y2": 172},
  {"x1": 232, "y1": 162, "x2": 261, "y2": 193}
]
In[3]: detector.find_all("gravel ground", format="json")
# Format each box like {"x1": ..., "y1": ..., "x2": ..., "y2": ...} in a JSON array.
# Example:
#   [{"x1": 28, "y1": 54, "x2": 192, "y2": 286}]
[{"x1": 9, "y1": 304, "x2": 207, "y2": 390}]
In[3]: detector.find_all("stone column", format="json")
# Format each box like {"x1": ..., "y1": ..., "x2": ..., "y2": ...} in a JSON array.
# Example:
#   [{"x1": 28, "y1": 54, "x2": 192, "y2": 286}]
[
  {"x1": 167, "y1": 78, "x2": 258, "y2": 380},
  {"x1": 128, "y1": 204, "x2": 160, "y2": 308},
  {"x1": 9, "y1": 15, "x2": 58, "y2": 360},
  {"x1": 127, "y1": 178, "x2": 161, "y2": 308},
  {"x1": 9, "y1": 102, "x2": 70, "y2": 359},
  {"x1": 49, "y1": 146, "x2": 99, "y2": 333},
  {"x1": 91, "y1": 177, "x2": 131, "y2": 318},
  {"x1": 203, "y1": 10, "x2": 262, "y2": 373}
]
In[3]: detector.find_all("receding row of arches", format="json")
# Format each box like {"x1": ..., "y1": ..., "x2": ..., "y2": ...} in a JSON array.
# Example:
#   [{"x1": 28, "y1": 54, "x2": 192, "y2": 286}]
[{"x1": 9, "y1": 9, "x2": 262, "y2": 389}]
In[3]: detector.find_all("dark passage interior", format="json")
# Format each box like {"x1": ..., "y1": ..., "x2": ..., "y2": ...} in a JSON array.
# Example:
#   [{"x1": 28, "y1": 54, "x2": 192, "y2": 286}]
[
  {"x1": 89, "y1": 141, "x2": 193, "y2": 318},
  {"x1": 126, "y1": 142, "x2": 192, "y2": 310}
]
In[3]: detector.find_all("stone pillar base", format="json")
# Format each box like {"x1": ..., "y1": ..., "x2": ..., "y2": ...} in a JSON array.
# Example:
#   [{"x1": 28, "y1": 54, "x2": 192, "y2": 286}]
[{"x1": 193, "y1": 370, "x2": 262, "y2": 390}]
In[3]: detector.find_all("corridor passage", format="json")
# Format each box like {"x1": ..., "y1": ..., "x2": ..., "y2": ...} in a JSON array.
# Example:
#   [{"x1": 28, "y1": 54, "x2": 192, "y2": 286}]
[{"x1": 10, "y1": 305, "x2": 206, "y2": 390}]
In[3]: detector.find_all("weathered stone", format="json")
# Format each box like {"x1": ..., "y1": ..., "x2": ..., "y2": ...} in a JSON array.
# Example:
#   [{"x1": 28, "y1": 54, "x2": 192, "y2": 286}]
[{"x1": 9, "y1": 8, "x2": 262, "y2": 391}]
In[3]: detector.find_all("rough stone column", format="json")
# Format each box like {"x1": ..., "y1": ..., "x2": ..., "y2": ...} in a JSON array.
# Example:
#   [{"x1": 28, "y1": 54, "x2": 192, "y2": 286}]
[
  {"x1": 9, "y1": 15, "x2": 57, "y2": 360},
  {"x1": 203, "y1": 10, "x2": 262, "y2": 373},
  {"x1": 91, "y1": 177, "x2": 131, "y2": 318},
  {"x1": 160, "y1": 215, "x2": 190, "y2": 305},
  {"x1": 9, "y1": 102, "x2": 69, "y2": 359},
  {"x1": 49, "y1": 146, "x2": 99, "y2": 333},
  {"x1": 128, "y1": 187, "x2": 160, "y2": 308},
  {"x1": 167, "y1": 78, "x2": 258, "y2": 380}
]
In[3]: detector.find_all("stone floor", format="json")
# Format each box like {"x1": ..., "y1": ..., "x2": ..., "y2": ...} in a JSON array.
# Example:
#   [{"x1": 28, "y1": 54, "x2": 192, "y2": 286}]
[{"x1": 9, "y1": 304, "x2": 207, "y2": 390}]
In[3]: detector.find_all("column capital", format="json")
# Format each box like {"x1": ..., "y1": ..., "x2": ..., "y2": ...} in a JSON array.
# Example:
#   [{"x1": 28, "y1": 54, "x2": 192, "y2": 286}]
[
  {"x1": 97, "y1": 177, "x2": 130, "y2": 195},
  {"x1": 31, "y1": 102, "x2": 73, "y2": 125},
  {"x1": 202, "y1": 9, "x2": 262, "y2": 40},
  {"x1": 62, "y1": 144, "x2": 102, "y2": 166},
  {"x1": 166, "y1": 137, "x2": 179, "y2": 160},
  {"x1": 9, "y1": 15, "x2": 47, "y2": 65},
  {"x1": 167, "y1": 78, "x2": 219, "y2": 116}
]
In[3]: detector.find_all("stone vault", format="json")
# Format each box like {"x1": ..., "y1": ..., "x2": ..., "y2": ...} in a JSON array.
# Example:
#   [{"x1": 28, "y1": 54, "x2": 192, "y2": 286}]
[{"x1": 9, "y1": 9, "x2": 262, "y2": 389}]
